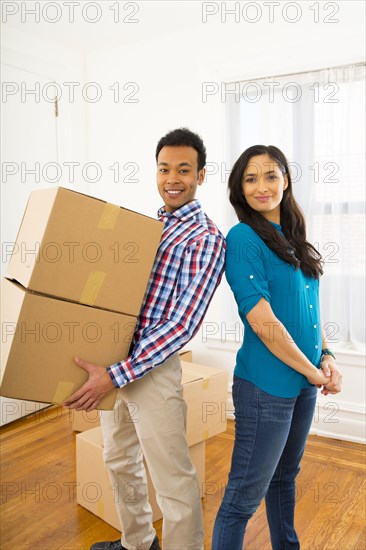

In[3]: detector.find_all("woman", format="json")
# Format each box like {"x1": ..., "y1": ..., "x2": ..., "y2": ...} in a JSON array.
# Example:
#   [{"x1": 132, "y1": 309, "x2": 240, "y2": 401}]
[{"x1": 212, "y1": 145, "x2": 342, "y2": 550}]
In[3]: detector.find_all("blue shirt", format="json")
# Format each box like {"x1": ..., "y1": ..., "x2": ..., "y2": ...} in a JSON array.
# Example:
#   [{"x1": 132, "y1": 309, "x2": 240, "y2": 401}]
[{"x1": 226, "y1": 222, "x2": 322, "y2": 398}]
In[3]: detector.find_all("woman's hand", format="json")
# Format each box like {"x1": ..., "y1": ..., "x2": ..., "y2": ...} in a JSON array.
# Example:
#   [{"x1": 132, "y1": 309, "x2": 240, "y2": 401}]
[
  {"x1": 320, "y1": 357, "x2": 343, "y2": 395},
  {"x1": 307, "y1": 367, "x2": 331, "y2": 388}
]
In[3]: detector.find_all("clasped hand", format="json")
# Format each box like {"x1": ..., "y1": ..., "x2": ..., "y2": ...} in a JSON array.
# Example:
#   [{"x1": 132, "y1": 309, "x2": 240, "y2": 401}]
[{"x1": 319, "y1": 358, "x2": 342, "y2": 395}]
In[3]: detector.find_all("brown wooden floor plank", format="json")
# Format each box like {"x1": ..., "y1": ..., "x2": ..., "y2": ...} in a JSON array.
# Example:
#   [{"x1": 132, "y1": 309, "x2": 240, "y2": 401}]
[{"x1": 1, "y1": 406, "x2": 365, "y2": 550}]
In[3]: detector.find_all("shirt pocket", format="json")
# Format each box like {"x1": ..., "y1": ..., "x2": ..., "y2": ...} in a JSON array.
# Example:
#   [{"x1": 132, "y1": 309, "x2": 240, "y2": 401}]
[{"x1": 267, "y1": 261, "x2": 299, "y2": 296}]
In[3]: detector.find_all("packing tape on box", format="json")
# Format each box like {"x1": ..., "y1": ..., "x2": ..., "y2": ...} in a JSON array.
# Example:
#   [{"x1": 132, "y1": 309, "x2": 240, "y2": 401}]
[
  {"x1": 97, "y1": 500, "x2": 104, "y2": 519},
  {"x1": 202, "y1": 378, "x2": 210, "y2": 390},
  {"x1": 202, "y1": 429, "x2": 209, "y2": 440},
  {"x1": 80, "y1": 271, "x2": 106, "y2": 305},
  {"x1": 98, "y1": 203, "x2": 120, "y2": 230},
  {"x1": 52, "y1": 381, "x2": 76, "y2": 403}
]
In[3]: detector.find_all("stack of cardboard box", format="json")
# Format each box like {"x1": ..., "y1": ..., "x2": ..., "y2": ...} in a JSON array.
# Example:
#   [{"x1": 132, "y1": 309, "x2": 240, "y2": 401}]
[
  {"x1": 76, "y1": 422, "x2": 207, "y2": 527},
  {"x1": 75, "y1": 352, "x2": 229, "y2": 526},
  {"x1": 1, "y1": 188, "x2": 229, "y2": 529},
  {"x1": 1, "y1": 187, "x2": 163, "y2": 410}
]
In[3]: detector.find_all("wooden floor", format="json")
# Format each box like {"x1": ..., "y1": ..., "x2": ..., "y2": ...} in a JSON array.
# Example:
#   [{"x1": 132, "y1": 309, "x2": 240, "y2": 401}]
[{"x1": 1, "y1": 406, "x2": 365, "y2": 550}]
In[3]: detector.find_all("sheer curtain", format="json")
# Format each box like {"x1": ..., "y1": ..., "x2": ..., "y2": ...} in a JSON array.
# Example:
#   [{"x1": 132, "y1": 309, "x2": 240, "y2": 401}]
[{"x1": 226, "y1": 63, "x2": 365, "y2": 351}]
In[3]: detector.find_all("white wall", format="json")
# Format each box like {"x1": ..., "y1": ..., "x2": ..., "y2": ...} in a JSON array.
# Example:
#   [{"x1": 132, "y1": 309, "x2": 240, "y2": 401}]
[
  {"x1": 83, "y1": 2, "x2": 365, "y2": 442},
  {"x1": 1, "y1": 25, "x2": 88, "y2": 424},
  {"x1": 2, "y1": 25, "x2": 89, "y2": 191},
  {"x1": 2, "y1": 1, "x2": 365, "y2": 440}
]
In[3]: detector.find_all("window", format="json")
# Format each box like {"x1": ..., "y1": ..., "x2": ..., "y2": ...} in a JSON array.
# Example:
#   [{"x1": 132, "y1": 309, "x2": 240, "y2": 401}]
[{"x1": 226, "y1": 64, "x2": 365, "y2": 350}]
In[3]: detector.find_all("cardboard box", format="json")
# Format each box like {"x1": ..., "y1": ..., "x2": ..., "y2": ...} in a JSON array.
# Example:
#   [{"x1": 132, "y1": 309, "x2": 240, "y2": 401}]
[
  {"x1": 181, "y1": 360, "x2": 228, "y2": 447},
  {"x1": 71, "y1": 359, "x2": 228, "y2": 438},
  {"x1": 72, "y1": 350, "x2": 193, "y2": 431},
  {"x1": 0, "y1": 278, "x2": 136, "y2": 409},
  {"x1": 76, "y1": 426, "x2": 205, "y2": 527},
  {"x1": 179, "y1": 349, "x2": 193, "y2": 362},
  {"x1": 71, "y1": 408, "x2": 102, "y2": 432},
  {"x1": 6, "y1": 187, "x2": 163, "y2": 316}
]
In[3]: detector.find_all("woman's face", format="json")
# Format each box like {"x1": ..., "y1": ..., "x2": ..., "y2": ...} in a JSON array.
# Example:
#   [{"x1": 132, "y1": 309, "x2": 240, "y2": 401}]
[{"x1": 242, "y1": 154, "x2": 288, "y2": 224}]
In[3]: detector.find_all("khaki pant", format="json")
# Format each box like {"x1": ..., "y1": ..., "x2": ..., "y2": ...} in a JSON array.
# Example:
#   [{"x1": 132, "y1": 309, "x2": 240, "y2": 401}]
[{"x1": 100, "y1": 354, "x2": 204, "y2": 550}]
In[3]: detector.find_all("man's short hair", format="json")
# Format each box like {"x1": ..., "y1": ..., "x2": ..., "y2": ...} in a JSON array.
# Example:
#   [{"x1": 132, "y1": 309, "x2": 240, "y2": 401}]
[{"x1": 155, "y1": 128, "x2": 206, "y2": 171}]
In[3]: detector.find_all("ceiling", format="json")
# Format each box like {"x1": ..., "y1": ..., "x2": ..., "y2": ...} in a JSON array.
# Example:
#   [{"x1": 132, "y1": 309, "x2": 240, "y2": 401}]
[{"x1": 2, "y1": 1, "x2": 203, "y2": 53}]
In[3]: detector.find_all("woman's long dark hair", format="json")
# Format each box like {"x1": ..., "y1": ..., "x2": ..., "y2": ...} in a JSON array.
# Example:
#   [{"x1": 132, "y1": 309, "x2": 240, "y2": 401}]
[{"x1": 228, "y1": 145, "x2": 323, "y2": 278}]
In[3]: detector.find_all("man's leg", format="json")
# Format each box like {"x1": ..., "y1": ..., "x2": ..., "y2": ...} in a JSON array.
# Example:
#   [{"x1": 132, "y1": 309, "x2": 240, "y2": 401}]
[
  {"x1": 100, "y1": 396, "x2": 157, "y2": 550},
  {"x1": 123, "y1": 354, "x2": 204, "y2": 550}
]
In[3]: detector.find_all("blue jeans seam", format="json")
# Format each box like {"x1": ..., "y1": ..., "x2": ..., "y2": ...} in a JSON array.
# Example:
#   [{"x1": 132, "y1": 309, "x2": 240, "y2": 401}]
[
  {"x1": 217, "y1": 380, "x2": 260, "y2": 549},
  {"x1": 233, "y1": 384, "x2": 260, "y2": 507},
  {"x1": 277, "y1": 455, "x2": 286, "y2": 550}
]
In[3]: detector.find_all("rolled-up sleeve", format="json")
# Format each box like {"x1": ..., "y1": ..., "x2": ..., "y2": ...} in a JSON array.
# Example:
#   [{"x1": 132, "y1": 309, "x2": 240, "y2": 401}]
[{"x1": 225, "y1": 224, "x2": 271, "y2": 317}]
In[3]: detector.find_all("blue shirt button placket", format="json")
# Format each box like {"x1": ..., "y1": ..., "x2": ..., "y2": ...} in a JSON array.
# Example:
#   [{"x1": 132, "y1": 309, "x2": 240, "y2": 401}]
[{"x1": 307, "y1": 285, "x2": 318, "y2": 350}]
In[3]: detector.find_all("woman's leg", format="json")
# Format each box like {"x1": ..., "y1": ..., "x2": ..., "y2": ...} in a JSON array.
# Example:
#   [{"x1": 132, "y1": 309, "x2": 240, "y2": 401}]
[
  {"x1": 212, "y1": 377, "x2": 297, "y2": 550},
  {"x1": 265, "y1": 385, "x2": 317, "y2": 550}
]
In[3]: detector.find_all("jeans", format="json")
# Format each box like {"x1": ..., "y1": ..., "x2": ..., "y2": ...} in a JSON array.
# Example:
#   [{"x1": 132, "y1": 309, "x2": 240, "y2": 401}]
[{"x1": 212, "y1": 377, "x2": 317, "y2": 550}]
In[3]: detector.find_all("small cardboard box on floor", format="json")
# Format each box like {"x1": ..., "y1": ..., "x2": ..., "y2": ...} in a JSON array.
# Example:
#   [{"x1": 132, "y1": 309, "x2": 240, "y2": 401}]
[
  {"x1": 179, "y1": 350, "x2": 193, "y2": 362},
  {"x1": 76, "y1": 426, "x2": 205, "y2": 526},
  {"x1": 71, "y1": 357, "x2": 228, "y2": 441},
  {"x1": 75, "y1": 359, "x2": 228, "y2": 527},
  {"x1": 6, "y1": 186, "x2": 163, "y2": 316},
  {"x1": 181, "y1": 361, "x2": 228, "y2": 446}
]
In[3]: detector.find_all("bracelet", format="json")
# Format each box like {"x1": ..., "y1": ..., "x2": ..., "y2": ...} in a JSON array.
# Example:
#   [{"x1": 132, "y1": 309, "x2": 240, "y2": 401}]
[{"x1": 321, "y1": 348, "x2": 336, "y2": 361}]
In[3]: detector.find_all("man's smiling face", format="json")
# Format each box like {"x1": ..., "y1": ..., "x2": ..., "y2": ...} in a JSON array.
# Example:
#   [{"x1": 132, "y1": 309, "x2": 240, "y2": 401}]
[{"x1": 156, "y1": 145, "x2": 205, "y2": 211}]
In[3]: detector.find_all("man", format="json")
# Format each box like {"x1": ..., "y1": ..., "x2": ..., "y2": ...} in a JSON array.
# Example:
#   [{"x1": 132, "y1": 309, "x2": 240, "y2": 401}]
[{"x1": 65, "y1": 128, "x2": 225, "y2": 550}]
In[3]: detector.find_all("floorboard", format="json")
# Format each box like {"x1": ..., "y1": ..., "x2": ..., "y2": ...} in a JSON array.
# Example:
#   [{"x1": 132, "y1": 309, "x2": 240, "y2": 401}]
[{"x1": 1, "y1": 406, "x2": 365, "y2": 549}]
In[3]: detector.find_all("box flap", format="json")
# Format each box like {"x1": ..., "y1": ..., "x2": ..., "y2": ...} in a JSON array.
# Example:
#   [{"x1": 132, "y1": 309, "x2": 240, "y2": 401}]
[
  {"x1": 58, "y1": 186, "x2": 160, "y2": 223},
  {"x1": 6, "y1": 187, "x2": 58, "y2": 287},
  {"x1": 181, "y1": 360, "x2": 226, "y2": 385},
  {"x1": 76, "y1": 425, "x2": 103, "y2": 447}
]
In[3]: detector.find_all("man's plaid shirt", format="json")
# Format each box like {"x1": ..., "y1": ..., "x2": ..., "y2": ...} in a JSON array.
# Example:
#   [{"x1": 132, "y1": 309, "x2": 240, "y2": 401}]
[{"x1": 107, "y1": 199, "x2": 225, "y2": 388}]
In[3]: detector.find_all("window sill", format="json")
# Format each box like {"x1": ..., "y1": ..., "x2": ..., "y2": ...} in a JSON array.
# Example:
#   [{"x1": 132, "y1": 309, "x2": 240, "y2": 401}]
[{"x1": 204, "y1": 336, "x2": 365, "y2": 367}]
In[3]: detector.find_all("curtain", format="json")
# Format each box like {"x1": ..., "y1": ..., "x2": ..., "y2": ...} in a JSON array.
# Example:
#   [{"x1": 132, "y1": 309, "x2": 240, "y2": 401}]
[{"x1": 226, "y1": 63, "x2": 365, "y2": 351}]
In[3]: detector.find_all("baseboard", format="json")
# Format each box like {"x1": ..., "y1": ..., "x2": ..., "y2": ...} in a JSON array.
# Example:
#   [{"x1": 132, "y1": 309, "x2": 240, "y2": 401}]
[{"x1": 225, "y1": 393, "x2": 365, "y2": 444}]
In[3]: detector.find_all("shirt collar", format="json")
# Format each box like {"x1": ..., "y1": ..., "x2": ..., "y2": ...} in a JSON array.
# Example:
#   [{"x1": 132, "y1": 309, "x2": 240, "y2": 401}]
[
  {"x1": 158, "y1": 199, "x2": 202, "y2": 222},
  {"x1": 269, "y1": 221, "x2": 282, "y2": 231}
]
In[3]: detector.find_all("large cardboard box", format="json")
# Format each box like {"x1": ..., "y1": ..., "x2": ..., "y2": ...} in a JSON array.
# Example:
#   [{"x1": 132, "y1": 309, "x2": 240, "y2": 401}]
[
  {"x1": 181, "y1": 360, "x2": 228, "y2": 446},
  {"x1": 71, "y1": 359, "x2": 228, "y2": 439},
  {"x1": 76, "y1": 426, "x2": 205, "y2": 527},
  {"x1": 0, "y1": 279, "x2": 136, "y2": 409},
  {"x1": 6, "y1": 187, "x2": 163, "y2": 316},
  {"x1": 71, "y1": 350, "x2": 194, "y2": 431}
]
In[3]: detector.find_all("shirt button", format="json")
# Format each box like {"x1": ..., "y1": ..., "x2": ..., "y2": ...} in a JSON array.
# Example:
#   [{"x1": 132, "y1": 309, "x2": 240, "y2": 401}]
[
  {"x1": 306, "y1": 285, "x2": 309, "y2": 289},
  {"x1": 310, "y1": 305, "x2": 313, "y2": 308},
  {"x1": 314, "y1": 324, "x2": 317, "y2": 328},
  {"x1": 249, "y1": 275, "x2": 254, "y2": 279},
  {"x1": 315, "y1": 345, "x2": 318, "y2": 349}
]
